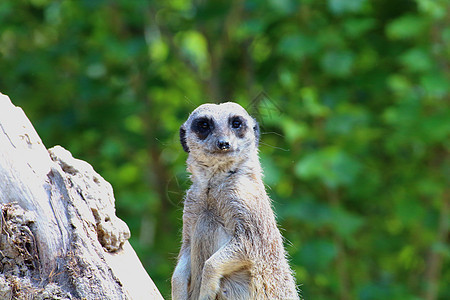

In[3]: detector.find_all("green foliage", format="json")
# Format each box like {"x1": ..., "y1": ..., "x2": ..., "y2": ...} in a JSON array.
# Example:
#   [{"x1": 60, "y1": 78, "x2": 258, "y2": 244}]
[{"x1": 1, "y1": 0, "x2": 449, "y2": 299}]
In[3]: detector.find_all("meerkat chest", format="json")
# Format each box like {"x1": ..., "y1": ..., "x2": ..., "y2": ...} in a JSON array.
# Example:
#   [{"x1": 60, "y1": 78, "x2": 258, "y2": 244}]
[
  {"x1": 187, "y1": 180, "x2": 239, "y2": 256},
  {"x1": 191, "y1": 207, "x2": 231, "y2": 258}
]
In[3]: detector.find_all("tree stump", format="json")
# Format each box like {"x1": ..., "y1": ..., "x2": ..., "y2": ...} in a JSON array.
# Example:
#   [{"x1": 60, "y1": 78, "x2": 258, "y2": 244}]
[{"x1": 0, "y1": 93, "x2": 164, "y2": 299}]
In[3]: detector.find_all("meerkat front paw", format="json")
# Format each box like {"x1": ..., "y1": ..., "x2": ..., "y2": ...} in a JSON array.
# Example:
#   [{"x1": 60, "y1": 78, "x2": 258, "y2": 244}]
[
  {"x1": 199, "y1": 263, "x2": 221, "y2": 300},
  {"x1": 198, "y1": 290, "x2": 218, "y2": 300}
]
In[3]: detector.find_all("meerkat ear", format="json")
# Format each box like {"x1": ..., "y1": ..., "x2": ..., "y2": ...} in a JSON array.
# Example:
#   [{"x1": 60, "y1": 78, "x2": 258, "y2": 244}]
[
  {"x1": 180, "y1": 125, "x2": 189, "y2": 152},
  {"x1": 253, "y1": 119, "x2": 260, "y2": 147}
]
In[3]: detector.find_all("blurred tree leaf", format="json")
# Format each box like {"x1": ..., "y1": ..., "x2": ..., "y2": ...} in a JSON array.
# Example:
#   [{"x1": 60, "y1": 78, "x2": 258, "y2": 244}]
[
  {"x1": 399, "y1": 48, "x2": 433, "y2": 72},
  {"x1": 330, "y1": 207, "x2": 364, "y2": 238},
  {"x1": 295, "y1": 147, "x2": 362, "y2": 188},
  {"x1": 386, "y1": 14, "x2": 427, "y2": 40},
  {"x1": 320, "y1": 50, "x2": 355, "y2": 78},
  {"x1": 277, "y1": 34, "x2": 320, "y2": 61},
  {"x1": 343, "y1": 18, "x2": 376, "y2": 38},
  {"x1": 297, "y1": 239, "x2": 338, "y2": 271},
  {"x1": 328, "y1": 0, "x2": 368, "y2": 15}
]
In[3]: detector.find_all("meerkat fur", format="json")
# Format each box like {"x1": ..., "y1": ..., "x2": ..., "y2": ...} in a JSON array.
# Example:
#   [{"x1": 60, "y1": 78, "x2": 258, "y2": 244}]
[{"x1": 172, "y1": 102, "x2": 299, "y2": 300}]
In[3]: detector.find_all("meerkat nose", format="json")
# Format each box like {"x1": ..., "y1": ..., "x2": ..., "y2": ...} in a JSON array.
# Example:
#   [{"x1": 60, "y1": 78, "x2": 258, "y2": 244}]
[{"x1": 217, "y1": 140, "x2": 231, "y2": 151}]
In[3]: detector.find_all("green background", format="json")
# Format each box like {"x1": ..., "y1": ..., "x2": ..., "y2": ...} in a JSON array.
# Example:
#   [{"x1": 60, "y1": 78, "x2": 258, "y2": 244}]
[{"x1": 0, "y1": 0, "x2": 449, "y2": 299}]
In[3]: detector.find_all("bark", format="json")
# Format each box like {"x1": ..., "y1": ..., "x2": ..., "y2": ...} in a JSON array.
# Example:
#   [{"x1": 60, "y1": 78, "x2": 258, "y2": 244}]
[{"x1": 0, "y1": 93, "x2": 164, "y2": 300}]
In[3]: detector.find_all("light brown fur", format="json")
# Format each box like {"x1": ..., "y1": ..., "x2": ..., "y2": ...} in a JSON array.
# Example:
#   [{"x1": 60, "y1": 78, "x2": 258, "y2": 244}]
[{"x1": 172, "y1": 102, "x2": 299, "y2": 300}]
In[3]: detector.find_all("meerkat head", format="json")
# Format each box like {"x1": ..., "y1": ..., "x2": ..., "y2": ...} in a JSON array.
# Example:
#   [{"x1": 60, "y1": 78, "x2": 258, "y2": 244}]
[{"x1": 180, "y1": 102, "x2": 260, "y2": 170}]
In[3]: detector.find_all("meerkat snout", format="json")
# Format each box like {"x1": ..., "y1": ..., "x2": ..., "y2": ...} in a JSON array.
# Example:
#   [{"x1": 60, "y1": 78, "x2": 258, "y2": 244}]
[{"x1": 216, "y1": 139, "x2": 230, "y2": 151}]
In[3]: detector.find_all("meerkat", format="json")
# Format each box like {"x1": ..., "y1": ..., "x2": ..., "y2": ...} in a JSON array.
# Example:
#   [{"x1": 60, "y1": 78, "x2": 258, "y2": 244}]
[{"x1": 172, "y1": 102, "x2": 299, "y2": 300}]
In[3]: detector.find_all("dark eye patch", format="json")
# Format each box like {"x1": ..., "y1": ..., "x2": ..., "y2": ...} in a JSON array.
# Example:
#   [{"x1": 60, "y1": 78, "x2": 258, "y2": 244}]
[
  {"x1": 191, "y1": 117, "x2": 214, "y2": 140},
  {"x1": 229, "y1": 116, "x2": 247, "y2": 138}
]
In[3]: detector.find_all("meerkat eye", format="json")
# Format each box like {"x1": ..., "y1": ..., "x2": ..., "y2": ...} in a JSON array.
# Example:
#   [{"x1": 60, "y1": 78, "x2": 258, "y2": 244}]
[
  {"x1": 231, "y1": 117, "x2": 242, "y2": 129},
  {"x1": 199, "y1": 120, "x2": 209, "y2": 130}
]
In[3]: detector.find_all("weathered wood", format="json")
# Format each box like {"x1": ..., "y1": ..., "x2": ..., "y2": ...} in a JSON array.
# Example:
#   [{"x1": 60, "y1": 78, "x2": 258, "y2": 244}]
[{"x1": 0, "y1": 93, "x2": 164, "y2": 299}]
